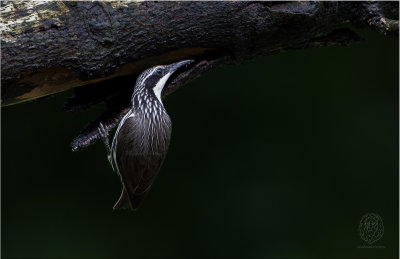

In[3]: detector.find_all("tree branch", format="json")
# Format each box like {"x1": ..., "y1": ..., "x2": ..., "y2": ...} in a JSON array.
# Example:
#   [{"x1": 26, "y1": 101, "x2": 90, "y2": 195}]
[{"x1": 1, "y1": 1, "x2": 398, "y2": 150}]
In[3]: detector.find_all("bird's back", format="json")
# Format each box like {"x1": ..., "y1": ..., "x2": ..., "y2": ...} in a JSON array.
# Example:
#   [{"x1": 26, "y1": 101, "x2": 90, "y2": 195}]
[{"x1": 111, "y1": 110, "x2": 172, "y2": 210}]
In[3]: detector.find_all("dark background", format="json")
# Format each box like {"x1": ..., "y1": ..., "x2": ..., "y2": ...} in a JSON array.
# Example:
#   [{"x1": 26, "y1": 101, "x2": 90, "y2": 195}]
[{"x1": 2, "y1": 29, "x2": 399, "y2": 258}]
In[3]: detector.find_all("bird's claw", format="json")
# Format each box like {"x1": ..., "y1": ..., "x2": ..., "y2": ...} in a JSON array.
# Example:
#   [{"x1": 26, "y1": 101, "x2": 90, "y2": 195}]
[
  {"x1": 98, "y1": 123, "x2": 111, "y2": 155},
  {"x1": 98, "y1": 123, "x2": 109, "y2": 139}
]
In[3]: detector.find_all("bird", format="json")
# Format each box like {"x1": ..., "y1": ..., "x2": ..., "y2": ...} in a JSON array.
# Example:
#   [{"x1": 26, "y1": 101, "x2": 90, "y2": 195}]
[{"x1": 98, "y1": 60, "x2": 194, "y2": 210}]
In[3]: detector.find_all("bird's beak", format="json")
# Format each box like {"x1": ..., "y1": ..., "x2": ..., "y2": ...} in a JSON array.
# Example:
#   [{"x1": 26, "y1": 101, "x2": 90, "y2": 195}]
[{"x1": 167, "y1": 59, "x2": 195, "y2": 74}]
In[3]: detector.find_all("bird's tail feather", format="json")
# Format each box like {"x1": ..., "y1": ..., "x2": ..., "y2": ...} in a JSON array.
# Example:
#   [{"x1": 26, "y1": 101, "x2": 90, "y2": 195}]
[
  {"x1": 113, "y1": 189, "x2": 131, "y2": 210},
  {"x1": 113, "y1": 188, "x2": 148, "y2": 210}
]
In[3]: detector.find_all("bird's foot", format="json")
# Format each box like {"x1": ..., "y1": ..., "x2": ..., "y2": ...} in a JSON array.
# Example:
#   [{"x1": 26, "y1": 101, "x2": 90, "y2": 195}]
[{"x1": 98, "y1": 123, "x2": 111, "y2": 154}]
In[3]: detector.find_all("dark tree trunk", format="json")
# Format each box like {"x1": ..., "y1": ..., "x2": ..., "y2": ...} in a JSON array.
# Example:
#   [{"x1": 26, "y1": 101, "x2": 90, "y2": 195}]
[{"x1": 1, "y1": 1, "x2": 398, "y2": 150}]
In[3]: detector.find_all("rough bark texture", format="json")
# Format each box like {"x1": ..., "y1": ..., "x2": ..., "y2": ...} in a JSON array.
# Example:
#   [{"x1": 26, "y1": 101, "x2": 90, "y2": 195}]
[{"x1": 1, "y1": 1, "x2": 398, "y2": 150}]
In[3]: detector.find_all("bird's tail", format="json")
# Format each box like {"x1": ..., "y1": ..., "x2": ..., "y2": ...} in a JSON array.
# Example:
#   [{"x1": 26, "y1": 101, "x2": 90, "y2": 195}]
[{"x1": 113, "y1": 188, "x2": 148, "y2": 210}]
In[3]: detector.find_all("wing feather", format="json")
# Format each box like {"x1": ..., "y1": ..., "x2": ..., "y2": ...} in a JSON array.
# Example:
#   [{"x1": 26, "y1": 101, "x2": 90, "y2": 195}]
[{"x1": 111, "y1": 113, "x2": 171, "y2": 210}]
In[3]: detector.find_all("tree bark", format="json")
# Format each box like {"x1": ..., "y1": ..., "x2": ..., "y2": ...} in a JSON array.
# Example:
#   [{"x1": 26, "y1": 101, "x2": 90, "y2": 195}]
[{"x1": 1, "y1": 1, "x2": 398, "y2": 150}]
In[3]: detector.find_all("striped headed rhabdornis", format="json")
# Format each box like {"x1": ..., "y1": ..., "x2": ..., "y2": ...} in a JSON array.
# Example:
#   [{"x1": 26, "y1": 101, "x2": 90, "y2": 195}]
[{"x1": 99, "y1": 60, "x2": 194, "y2": 210}]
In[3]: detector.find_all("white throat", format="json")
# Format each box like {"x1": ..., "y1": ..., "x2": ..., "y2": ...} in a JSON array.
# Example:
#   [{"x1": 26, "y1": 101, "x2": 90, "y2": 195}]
[{"x1": 153, "y1": 72, "x2": 171, "y2": 104}]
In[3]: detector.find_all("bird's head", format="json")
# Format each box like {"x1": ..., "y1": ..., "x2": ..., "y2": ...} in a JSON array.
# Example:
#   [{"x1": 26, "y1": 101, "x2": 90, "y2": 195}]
[{"x1": 135, "y1": 60, "x2": 194, "y2": 103}]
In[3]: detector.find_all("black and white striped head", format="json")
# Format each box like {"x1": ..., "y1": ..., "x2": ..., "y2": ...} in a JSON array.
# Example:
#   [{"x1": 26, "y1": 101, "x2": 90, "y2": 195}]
[{"x1": 133, "y1": 60, "x2": 194, "y2": 105}]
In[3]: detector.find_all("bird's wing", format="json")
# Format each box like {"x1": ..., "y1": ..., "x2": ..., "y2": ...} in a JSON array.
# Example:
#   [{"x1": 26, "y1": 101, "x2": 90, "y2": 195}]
[{"x1": 113, "y1": 115, "x2": 167, "y2": 210}]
